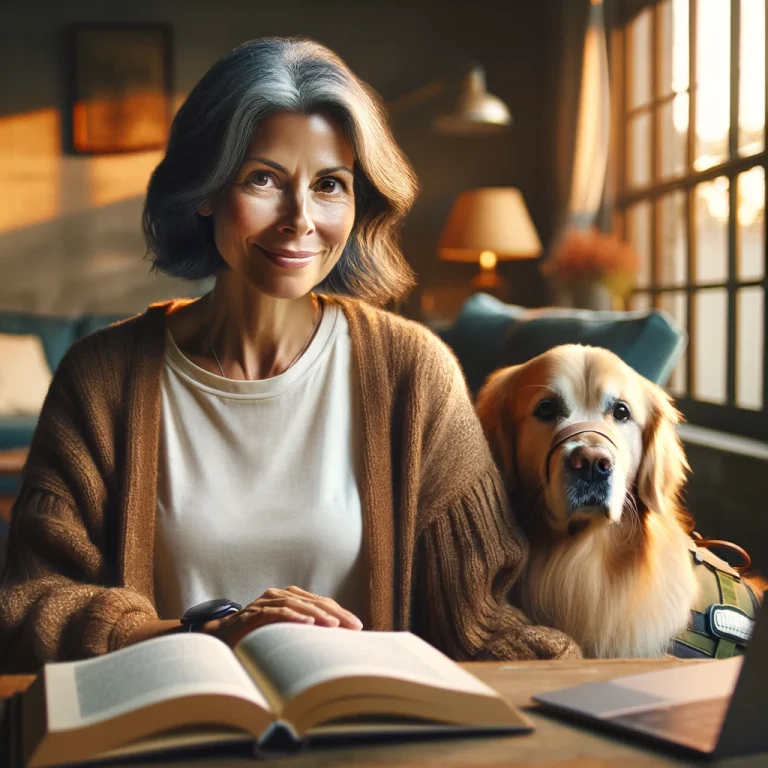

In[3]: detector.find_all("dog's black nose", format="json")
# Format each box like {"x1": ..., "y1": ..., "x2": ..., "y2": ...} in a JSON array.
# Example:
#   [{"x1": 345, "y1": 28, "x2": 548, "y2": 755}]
[{"x1": 568, "y1": 445, "x2": 614, "y2": 481}]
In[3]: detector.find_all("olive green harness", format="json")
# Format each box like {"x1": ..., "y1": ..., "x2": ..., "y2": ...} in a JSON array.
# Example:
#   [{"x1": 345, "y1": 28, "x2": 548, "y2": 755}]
[{"x1": 670, "y1": 537, "x2": 760, "y2": 659}]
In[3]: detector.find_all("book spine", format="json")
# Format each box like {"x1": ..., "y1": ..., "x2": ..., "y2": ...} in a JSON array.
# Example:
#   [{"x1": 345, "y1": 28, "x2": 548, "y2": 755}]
[{"x1": 254, "y1": 719, "x2": 304, "y2": 757}]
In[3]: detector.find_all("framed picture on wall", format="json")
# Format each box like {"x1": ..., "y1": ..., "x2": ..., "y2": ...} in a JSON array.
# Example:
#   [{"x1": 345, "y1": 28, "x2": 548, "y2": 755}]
[{"x1": 68, "y1": 24, "x2": 173, "y2": 154}]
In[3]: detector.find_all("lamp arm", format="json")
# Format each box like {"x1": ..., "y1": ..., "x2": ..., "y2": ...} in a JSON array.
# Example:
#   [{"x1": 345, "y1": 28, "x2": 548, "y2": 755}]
[{"x1": 385, "y1": 78, "x2": 448, "y2": 114}]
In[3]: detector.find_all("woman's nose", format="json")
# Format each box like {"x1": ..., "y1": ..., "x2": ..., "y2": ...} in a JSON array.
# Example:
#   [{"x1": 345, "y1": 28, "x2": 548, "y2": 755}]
[{"x1": 277, "y1": 191, "x2": 315, "y2": 237}]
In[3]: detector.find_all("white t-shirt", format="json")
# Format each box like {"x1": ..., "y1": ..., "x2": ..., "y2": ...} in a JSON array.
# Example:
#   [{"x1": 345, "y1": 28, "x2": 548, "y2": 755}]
[{"x1": 153, "y1": 303, "x2": 364, "y2": 621}]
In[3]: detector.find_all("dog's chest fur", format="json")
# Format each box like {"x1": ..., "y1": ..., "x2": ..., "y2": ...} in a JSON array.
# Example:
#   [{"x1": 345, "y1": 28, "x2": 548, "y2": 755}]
[{"x1": 518, "y1": 516, "x2": 699, "y2": 658}]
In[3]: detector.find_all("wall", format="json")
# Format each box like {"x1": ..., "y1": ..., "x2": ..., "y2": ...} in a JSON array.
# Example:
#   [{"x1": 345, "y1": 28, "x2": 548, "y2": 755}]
[
  {"x1": 0, "y1": 0, "x2": 560, "y2": 317},
  {"x1": 683, "y1": 440, "x2": 768, "y2": 577}
]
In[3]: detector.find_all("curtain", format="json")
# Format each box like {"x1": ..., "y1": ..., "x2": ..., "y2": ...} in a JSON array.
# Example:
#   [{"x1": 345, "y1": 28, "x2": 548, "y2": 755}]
[{"x1": 553, "y1": 0, "x2": 612, "y2": 236}]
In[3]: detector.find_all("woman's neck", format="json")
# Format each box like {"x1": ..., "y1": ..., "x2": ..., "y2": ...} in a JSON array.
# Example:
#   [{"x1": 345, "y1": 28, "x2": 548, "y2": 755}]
[{"x1": 171, "y1": 273, "x2": 321, "y2": 381}]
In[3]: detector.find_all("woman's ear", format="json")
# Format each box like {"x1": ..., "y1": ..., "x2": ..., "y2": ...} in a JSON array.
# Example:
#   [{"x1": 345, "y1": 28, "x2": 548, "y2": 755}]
[
  {"x1": 198, "y1": 201, "x2": 213, "y2": 217},
  {"x1": 475, "y1": 366, "x2": 521, "y2": 492},
  {"x1": 636, "y1": 379, "x2": 689, "y2": 515}
]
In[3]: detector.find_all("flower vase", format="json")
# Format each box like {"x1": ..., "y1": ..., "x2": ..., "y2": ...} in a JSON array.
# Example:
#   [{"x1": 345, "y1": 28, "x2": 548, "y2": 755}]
[{"x1": 554, "y1": 280, "x2": 614, "y2": 311}]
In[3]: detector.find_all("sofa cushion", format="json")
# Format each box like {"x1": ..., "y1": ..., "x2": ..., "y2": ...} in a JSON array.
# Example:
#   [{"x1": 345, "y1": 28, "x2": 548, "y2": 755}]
[
  {"x1": 438, "y1": 293, "x2": 688, "y2": 396},
  {"x1": 0, "y1": 312, "x2": 79, "y2": 371},
  {"x1": 500, "y1": 306, "x2": 687, "y2": 386},
  {"x1": 0, "y1": 334, "x2": 52, "y2": 416},
  {"x1": 437, "y1": 294, "x2": 526, "y2": 395}
]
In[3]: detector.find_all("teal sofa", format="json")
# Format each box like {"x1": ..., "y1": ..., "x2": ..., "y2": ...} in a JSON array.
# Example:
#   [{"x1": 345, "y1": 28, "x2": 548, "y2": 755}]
[
  {"x1": 437, "y1": 293, "x2": 688, "y2": 396},
  {"x1": 0, "y1": 311, "x2": 127, "y2": 491}
]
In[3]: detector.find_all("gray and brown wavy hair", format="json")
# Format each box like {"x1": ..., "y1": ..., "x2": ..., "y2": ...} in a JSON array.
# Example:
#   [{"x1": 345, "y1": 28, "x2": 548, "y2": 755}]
[{"x1": 143, "y1": 37, "x2": 418, "y2": 305}]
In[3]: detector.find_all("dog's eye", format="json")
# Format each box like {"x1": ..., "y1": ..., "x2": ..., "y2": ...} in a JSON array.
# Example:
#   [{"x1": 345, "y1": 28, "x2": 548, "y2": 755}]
[
  {"x1": 613, "y1": 402, "x2": 631, "y2": 422},
  {"x1": 534, "y1": 399, "x2": 558, "y2": 421}
]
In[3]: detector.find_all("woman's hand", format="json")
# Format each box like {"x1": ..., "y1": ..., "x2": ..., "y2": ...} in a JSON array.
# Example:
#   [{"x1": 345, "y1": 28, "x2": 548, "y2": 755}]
[{"x1": 201, "y1": 586, "x2": 363, "y2": 647}]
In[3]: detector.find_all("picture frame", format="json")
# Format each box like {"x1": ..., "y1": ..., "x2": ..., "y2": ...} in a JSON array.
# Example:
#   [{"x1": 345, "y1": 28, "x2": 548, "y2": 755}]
[{"x1": 67, "y1": 24, "x2": 173, "y2": 154}]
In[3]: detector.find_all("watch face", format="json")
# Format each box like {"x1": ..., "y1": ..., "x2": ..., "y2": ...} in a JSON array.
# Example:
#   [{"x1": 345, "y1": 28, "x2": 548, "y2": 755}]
[{"x1": 182, "y1": 598, "x2": 242, "y2": 623}]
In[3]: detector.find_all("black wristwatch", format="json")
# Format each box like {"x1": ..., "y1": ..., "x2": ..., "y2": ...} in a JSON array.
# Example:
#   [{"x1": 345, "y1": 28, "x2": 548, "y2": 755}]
[{"x1": 180, "y1": 598, "x2": 243, "y2": 632}]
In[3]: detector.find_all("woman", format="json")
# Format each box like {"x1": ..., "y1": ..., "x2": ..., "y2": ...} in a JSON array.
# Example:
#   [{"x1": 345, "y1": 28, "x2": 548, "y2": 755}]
[{"x1": 0, "y1": 38, "x2": 579, "y2": 671}]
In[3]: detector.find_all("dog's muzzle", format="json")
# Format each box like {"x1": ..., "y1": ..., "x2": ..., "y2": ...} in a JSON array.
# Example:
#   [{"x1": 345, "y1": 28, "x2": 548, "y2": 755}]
[{"x1": 545, "y1": 421, "x2": 619, "y2": 484}]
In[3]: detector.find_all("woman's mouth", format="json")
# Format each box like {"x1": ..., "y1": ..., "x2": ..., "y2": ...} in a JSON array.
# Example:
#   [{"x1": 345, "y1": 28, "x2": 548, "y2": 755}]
[{"x1": 257, "y1": 246, "x2": 318, "y2": 270}]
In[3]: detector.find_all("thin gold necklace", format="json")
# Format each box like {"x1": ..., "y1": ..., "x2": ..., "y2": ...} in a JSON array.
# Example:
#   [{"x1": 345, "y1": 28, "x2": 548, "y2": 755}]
[{"x1": 210, "y1": 298, "x2": 323, "y2": 380}]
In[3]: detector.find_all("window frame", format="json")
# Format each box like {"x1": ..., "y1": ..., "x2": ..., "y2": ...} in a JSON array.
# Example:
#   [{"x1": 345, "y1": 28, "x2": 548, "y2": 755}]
[{"x1": 613, "y1": 0, "x2": 768, "y2": 441}]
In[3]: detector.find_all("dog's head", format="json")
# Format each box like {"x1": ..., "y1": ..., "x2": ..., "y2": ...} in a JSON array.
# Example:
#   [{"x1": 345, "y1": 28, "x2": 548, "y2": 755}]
[{"x1": 476, "y1": 345, "x2": 690, "y2": 541}]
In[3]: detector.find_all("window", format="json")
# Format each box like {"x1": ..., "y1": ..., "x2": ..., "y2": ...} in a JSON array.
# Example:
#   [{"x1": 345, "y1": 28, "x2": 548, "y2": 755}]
[{"x1": 614, "y1": 0, "x2": 767, "y2": 441}]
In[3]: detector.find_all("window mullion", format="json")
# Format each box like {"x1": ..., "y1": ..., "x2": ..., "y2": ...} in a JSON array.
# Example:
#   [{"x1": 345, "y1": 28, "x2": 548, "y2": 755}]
[
  {"x1": 727, "y1": 0, "x2": 741, "y2": 406},
  {"x1": 652, "y1": 3, "x2": 661, "y2": 308},
  {"x1": 687, "y1": 0, "x2": 698, "y2": 398},
  {"x1": 763, "y1": 0, "x2": 768, "y2": 414}
]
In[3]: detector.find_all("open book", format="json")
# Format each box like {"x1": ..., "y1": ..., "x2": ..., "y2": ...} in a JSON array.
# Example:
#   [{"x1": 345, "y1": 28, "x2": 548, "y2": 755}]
[{"x1": 19, "y1": 624, "x2": 531, "y2": 766}]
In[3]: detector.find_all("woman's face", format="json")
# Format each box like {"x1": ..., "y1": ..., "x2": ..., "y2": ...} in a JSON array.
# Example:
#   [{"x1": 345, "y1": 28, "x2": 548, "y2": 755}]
[{"x1": 203, "y1": 111, "x2": 356, "y2": 299}]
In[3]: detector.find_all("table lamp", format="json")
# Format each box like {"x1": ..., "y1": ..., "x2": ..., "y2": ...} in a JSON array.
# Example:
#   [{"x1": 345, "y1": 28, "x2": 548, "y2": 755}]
[{"x1": 438, "y1": 187, "x2": 542, "y2": 293}]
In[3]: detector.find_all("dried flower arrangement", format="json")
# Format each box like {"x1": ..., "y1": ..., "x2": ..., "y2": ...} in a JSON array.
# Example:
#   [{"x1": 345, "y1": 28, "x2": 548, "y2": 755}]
[{"x1": 542, "y1": 228, "x2": 641, "y2": 306}]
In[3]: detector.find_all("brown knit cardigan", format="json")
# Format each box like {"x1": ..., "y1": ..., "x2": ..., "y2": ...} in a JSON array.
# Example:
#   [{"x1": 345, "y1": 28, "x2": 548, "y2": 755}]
[{"x1": 0, "y1": 297, "x2": 580, "y2": 672}]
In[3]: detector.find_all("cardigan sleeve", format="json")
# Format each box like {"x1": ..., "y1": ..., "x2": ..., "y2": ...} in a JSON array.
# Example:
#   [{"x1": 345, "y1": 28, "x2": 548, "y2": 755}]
[
  {"x1": 0, "y1": 487, "x2": 157, "y2": 673},
  {"x1": 0, "y1": 340, "x2": 157, "y2": 673},
  {"x1": 411, "y1": 340, "x2": 581, "y2": 660},
  {"x1": 414, "y1": 470, "x2": 581, "y2": 660}
]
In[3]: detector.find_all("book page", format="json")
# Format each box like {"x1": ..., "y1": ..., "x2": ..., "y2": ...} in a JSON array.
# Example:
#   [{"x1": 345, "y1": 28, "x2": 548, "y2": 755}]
[
  {"x1": 235, "y1": 625, "x2": 497, "y2": 704},
  {"x1": 45, "y1": 633, "x2": 270, "y2": 731}
]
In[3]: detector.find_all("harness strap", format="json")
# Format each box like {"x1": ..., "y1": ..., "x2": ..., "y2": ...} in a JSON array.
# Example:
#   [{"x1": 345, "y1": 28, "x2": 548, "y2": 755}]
[
  {"x1": 670, "y1": 541, "x2": 758, "y2": 659},
  {"x1": 713, "y1": 569, "x2": 739, "y2": 659}
]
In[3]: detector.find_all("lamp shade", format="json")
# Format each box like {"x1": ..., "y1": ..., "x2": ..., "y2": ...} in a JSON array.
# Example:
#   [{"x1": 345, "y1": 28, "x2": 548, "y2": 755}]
[
  {"x1": 438, "y1": 187, "x2": 542, "y2": 262},
  {"x1": 433, "y1": 66, "x2": 512, "y2": 136}
]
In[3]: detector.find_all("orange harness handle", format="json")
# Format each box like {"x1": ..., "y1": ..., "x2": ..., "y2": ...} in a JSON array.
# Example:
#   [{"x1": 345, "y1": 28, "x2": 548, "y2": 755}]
[{"x1": 692, "y1": 531, "x2": 753, "y2": 574}]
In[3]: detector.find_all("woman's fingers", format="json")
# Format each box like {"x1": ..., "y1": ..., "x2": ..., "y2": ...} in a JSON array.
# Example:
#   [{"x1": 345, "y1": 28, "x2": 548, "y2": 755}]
[
  {"x1": 207, "y1": 587, "x2": 364, "y2": 648},
  {"x1": 255, "y1": 596, "x2": 340, "y2": 626},
  {"x1": 283, "y1": 586, "x2": 363, "y2": 629}
]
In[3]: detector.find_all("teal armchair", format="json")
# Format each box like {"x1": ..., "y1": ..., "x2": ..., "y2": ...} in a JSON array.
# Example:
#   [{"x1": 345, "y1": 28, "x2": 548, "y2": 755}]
[{"x1": 437, "y1": 293, "x2": 688, "y2": 396}]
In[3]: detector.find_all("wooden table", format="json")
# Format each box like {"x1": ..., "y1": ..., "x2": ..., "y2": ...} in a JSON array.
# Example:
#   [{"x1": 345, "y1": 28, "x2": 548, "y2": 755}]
[{"x1": 2, "y1": 658, "x2": 763, "y2": 767}]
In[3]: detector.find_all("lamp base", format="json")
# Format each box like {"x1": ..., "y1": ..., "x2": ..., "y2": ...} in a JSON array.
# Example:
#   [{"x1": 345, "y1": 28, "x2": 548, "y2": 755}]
[{"x1": 471, "y1": 267, "x2": 509, "y2": 300}]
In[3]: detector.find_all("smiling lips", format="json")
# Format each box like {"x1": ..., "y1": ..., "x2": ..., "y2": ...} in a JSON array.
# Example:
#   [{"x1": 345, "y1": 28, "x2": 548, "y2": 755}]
[{"x1": 258, "y1": 246, "x2": 319, "y2": 270}]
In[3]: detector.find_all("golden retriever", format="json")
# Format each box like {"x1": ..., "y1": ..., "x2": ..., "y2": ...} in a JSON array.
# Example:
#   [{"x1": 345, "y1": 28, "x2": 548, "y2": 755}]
[{"x1": 476, "y1": 344, "x2": 764, "y2": 658}]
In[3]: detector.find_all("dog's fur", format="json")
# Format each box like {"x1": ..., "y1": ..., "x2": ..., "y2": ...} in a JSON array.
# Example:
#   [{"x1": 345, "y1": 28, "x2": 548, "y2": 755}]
[{"x1": 476, "y1": 344, "x2": 765, "y2": 658}]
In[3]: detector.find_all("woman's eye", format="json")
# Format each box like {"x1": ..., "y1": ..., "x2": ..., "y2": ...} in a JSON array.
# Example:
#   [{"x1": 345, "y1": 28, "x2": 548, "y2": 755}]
[
  {"x1": 534, "y1": 399, "x2": 558, "y2": 421},
  {"x1": 613, "y1": 402, "x2": 631, "y2": 423},
  {"x1": 316, "y1": 177, "x2": 343, "y2": 194},
  {"x1": 249, "y1": 171, "x2": 273, "y2": 187}
]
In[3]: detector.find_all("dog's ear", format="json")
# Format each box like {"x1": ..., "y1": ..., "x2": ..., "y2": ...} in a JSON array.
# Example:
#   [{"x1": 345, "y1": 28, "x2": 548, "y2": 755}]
[
  {"x1": 475, "y1": 366, "x2": 520, "y2": 492},
  {"x1": 636, "y1": 379, "x2": 689, "y2": 516}
]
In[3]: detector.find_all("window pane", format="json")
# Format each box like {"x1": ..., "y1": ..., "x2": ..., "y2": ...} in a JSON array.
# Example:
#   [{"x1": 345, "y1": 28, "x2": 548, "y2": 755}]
[
  {"x1": 659, "y1": 291, "x2": 688, "y2": 395},
  {"x1": 693, "y1": 288, "x2": 727, "y2": 403},
  {"x1": 659, "y1": 191, "x2": 687, "y2": 286},
  {"x1": 628, "y1": 202, "x2": 652, "y2": 288},
  {"x1": 628, "y1": 111, "x2": 652, "y2": 187},
  {"x1": 659, "y1": 0, "x2": 690, "y2": 95},
  {"x1": 737, "y1": 166, "x2": 765, "y2": 280},
  {"x1": 695, "y1": 0, "x2": 731, "y2": 169},
  {"x1": 694, "y1": 177, "x2": 728, "y2": 283},
  {"x1": 736, "y1": 287, "x2": 764, "y2": 410},
  {"x1": 739, "y1": 0, "x2": 765, "y2": 156},
  {"x1": 660, "y1": 94, "x2": 689, "y2": 179},
  {"x1": 631, "y1": 291, "x2": 652, "y2": 311},
  {"x1": 629, "y1": 7, "x2": 653, "y2": 109}
]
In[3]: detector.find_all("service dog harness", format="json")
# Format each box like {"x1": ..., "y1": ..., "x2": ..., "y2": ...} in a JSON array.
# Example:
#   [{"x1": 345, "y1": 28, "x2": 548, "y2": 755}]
[
  {"x1": 545, "y1": 421, "x2": 760, "y2": 659},
  {"x1": 670, "y1": 536, "x2": 760, "y2": 659}
]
